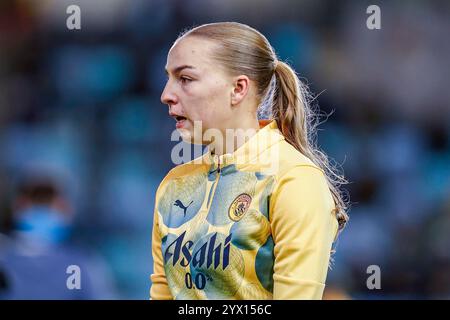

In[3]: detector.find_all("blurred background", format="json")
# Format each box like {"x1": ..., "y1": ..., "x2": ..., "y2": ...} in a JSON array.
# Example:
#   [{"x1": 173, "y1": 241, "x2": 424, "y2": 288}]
[{"x1": 0, "y1": 0, "x2": 449, "y2": 299}]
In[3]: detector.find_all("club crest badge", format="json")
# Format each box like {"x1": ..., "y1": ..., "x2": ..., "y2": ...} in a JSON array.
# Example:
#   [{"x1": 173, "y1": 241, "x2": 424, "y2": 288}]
[{"x1": 228, "y1": 193, "x2": 252, "y2": 222}]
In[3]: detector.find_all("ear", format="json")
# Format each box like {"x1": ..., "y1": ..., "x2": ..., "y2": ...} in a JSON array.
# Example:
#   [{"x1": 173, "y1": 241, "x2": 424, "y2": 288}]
[{"x1": 230, "y1": 75, "x2": 250, "y2": 106}]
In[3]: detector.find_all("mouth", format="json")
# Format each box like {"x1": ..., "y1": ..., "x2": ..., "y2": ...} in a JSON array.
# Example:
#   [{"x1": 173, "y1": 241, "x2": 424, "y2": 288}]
[
  {"x1": 174, "y1": 115, "x2": 187, "y2": 122},
  {"x1": 171, "y1": 114, "x2": 188, "y2": 128}
]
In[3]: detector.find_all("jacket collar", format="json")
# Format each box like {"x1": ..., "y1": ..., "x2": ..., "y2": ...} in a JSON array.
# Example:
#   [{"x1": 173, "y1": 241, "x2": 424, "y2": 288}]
[{"x1": 204, "y1": 119, "x2": 284, "y2": 172}]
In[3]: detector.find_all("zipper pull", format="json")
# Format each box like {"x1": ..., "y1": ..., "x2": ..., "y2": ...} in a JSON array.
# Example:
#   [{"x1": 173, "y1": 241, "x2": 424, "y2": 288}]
[{"x1": 213, "y1": 154, "x2": 221, "y2": 174}]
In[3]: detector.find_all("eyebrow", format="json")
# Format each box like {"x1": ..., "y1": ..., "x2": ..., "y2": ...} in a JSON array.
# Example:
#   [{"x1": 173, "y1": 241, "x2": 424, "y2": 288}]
[{"x1": 165, "y1": 65, "x2": 196, "y2": 75}]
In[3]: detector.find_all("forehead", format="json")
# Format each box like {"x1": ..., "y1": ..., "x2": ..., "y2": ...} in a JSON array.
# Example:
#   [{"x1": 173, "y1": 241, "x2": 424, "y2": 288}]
[{"x1": 165, "y1": 37, "x2": 218, "y2": 73}]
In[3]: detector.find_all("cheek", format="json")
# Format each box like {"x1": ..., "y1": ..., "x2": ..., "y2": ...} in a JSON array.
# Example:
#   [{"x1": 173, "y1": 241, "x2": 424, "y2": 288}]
[{"x1": 188, "y1": 82, "x2": 230, "y2": 122}]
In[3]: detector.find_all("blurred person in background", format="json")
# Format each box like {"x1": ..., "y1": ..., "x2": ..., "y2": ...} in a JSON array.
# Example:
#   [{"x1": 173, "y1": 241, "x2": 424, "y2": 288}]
[{"x1": 0, "y1": 175, "x2": 117, "y2": 299}]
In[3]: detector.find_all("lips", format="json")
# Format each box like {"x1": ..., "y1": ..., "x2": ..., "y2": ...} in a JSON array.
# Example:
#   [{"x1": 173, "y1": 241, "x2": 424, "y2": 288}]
[
  {"x1": 176, "y1": 118, "x2": 186, "y2": 128},
  {"x1": 170, "y1": 114, "x2": 188, "y2": 128}
]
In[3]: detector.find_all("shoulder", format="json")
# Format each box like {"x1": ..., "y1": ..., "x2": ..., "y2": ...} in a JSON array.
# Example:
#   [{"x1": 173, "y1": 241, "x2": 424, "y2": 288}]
[
  {"x1": 268, "y1": 143, "x2": 337, "y2": 235},
  {"x1": 268, "y1": 140, "x2": 333, "y2": 208},
  {"x1": 263, "y1": 138, "x2": 324, "y2": 179}
]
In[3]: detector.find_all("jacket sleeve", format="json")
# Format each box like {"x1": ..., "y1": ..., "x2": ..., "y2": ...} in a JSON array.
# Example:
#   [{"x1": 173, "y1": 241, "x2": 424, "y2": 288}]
[
  {"x1": 149, "y1": 190, "x2": 173, "y2": 300},
  {"x1": 269, "y1": 165, "x2": 339, "y2": 300}
]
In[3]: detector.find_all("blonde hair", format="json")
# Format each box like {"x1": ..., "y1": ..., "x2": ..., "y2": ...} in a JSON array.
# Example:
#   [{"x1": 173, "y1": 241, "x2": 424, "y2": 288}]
[{"x1": 178, "y1": 22, "x2": 349, "y2": 231}]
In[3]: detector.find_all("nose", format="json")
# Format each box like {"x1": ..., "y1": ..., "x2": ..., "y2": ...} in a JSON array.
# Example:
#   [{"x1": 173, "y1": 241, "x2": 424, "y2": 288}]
[{"x1": 160, "y1": 81, "x2": 177, "y2": 106}]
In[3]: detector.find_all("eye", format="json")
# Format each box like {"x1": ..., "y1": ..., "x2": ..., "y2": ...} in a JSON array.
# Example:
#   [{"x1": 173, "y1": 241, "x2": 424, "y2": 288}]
[{"x1": 180, "y1": 76, "x2": 192, "y2": 84}]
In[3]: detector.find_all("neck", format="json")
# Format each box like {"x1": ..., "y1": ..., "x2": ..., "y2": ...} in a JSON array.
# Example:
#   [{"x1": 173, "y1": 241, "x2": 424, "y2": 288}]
[{"x1": 209, "y1": 117, "x2": 260, "y2": 156}]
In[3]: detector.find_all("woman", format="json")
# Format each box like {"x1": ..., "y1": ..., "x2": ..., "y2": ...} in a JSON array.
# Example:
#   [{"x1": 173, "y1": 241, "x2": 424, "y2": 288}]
[{"x1": 150, "y1": 22, "x2": 348, "y2": 300}]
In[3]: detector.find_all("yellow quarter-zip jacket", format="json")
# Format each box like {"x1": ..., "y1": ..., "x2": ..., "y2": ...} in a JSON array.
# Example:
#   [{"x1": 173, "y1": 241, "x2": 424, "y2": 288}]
[{"x1": 150, "y1": 120, "x2": 339, "y2": 300}]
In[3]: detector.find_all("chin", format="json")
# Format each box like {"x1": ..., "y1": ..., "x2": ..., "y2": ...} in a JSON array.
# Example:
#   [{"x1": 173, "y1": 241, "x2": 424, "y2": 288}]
[
  {"x1": 179, "y1": 129, "x2": 205, "y2": 145},
  {"x1": 176, "y1": 127, "x2": 189, "y2": 138},
  {"x1": 177, "y1": 128, "x2": 194, "y2": 143}
]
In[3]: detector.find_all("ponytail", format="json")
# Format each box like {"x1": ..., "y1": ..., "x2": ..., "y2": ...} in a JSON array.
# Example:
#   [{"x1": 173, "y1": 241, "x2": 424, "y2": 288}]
[{"x1": 272, "y1": 60, "x2": 349, "y2": 231}]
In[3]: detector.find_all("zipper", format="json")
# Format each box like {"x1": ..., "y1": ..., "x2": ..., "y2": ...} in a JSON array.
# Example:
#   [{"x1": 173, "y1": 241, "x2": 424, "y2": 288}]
[
  {"x1": 217, "y1": 156, "x2": 221, "y2": 174},
  {"x1": 206, "y1": 155, "x2": 221, "y2": 210}
]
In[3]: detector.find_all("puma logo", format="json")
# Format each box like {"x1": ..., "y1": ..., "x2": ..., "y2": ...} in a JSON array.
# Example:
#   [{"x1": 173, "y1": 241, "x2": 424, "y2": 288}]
[{"x1": 173, "y1": 200, "x2": 193, "y2": 217}]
